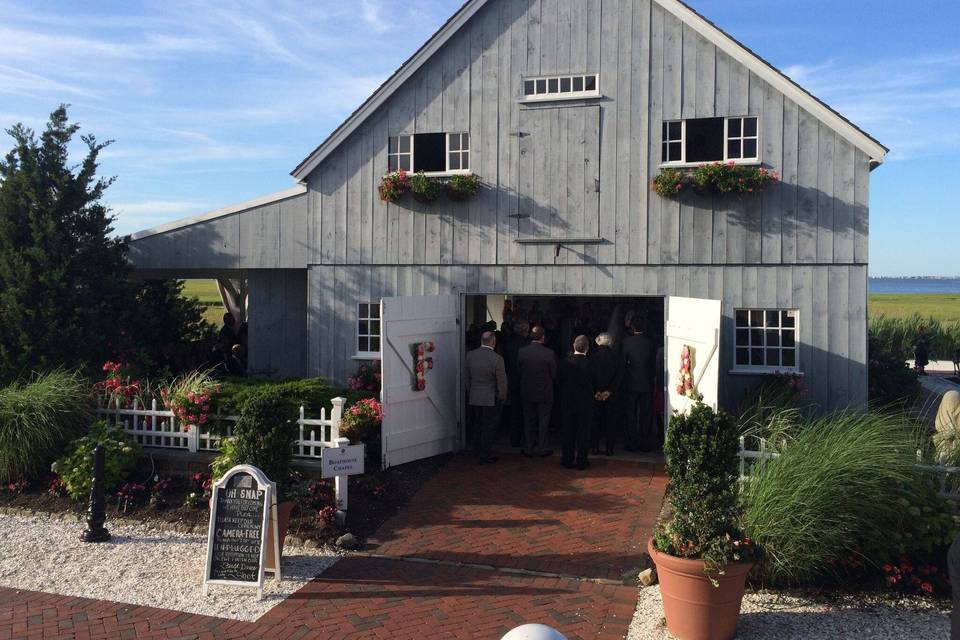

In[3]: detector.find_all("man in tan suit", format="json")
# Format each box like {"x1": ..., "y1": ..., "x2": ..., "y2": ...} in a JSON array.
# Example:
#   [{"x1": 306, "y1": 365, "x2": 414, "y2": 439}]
[{"x1": 465, "y1": 331, "x2": 508, "y2": 464}]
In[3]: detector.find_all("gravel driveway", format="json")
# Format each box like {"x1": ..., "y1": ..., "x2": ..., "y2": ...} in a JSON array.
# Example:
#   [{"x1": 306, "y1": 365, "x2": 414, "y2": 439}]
[
  {"x1": 0, "y1": 513, "x2": 337, "y2": 621},
  {"x1": 629, "y1": 584, "x2": 949, "y2": 639}
]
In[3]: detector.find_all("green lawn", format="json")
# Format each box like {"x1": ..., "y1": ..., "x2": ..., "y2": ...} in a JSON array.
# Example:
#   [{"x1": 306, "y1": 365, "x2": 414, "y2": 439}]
[
  {"x1": 869, "y1": 294, "x2": 960, "y2": 325},
  {"x1": 180, "y1": 279, "x2": 223, "y2": 326}
]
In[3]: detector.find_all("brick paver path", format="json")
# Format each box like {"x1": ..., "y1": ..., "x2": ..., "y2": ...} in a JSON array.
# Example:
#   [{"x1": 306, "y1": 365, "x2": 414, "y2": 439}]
[{"x1": 1, "y1": 455, "x2": 665, "y2": 640}]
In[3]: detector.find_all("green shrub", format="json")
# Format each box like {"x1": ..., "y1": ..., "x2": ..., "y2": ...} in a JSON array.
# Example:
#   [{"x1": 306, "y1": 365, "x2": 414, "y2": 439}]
[
  {"x1": 0, "y1": 370, "x2": 93, "y2": 482},
  {"x1": 655, "y1": 403, "x2": 752, "y2": 577},
  {"x1": 739, "y1": 410, "x2": 952, "y2": 586},
  {"x1": 51, "y1": 420, "x2": 140, "y2": 500},
  {"x1": 445, "y1": 173, "x2": 480, "y2": 200},
  {"x1": 868, "y1": 334, "x2": 920, "y2": 407},
  {"x1": 212, "y1": 390, "x2": 297, "y2": 498}
]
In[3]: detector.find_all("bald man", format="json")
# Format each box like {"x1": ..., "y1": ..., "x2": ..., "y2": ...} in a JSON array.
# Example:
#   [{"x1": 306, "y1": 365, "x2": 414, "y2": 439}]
[{"x1": 465, "y1": 331, "x2": 508, "y2": 464}]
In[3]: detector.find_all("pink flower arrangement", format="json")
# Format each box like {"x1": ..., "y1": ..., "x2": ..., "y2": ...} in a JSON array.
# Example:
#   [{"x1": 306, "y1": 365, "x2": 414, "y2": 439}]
[
  {"x1": 675, "y1": 345, "x2": 701, "y2": 400},
  {"x1": 414, "y1": 341, "x2": 435, "y2": 391},
  {"x1": 160, "y1": 371, "x2": 221, "y2": 433},
  {"x1": 340, "y1": 398, "x2": 384, "y2": 444}
]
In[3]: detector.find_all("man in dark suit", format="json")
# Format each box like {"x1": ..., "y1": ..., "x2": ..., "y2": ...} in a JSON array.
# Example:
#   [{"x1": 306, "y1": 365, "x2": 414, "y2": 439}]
[
  {"x1": 622, "y1": 318, "x2": 656, "y2": 451},
  {"x1": 559, "y1": 335, "x2": 595, "y2": 470},
  {"x1": 518, "y1": 325, "x2": 557, "y2": 458},
  {"x1": 591, "y1": 332, "x2": 624, "y2": 456},
  {"x1": 465, "y1": 331, "x2": 508, "y2": 464},
  {"x1": 502, "y1": 320, "x2": 531, "y2": 447}
]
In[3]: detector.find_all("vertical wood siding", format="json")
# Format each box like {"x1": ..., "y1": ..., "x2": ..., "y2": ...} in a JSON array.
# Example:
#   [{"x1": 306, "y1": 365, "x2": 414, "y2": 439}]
[
  {"x1": 308, "y1": 264, "x2": 868, "y2": 412},
  {"x1": 304, "y1": 0, "x2": 871, "y2": 270}
]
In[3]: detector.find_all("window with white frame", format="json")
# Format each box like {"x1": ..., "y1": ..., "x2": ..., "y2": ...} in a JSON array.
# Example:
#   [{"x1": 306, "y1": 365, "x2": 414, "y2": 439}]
[
  {"x1": 661, "y1": 116, "x2": 759, "y2": 165},
  {"x1": 387, "y1": 133, "x2": 470, "y2": 174},
  {"x1": 734, "y1": 309, "x2": 798, "y2": 372},
  {"x1": 522, "y1": 73, "x2": 600, "y2": 101},
  {"x1": 357, "y1": 303, "x2": 381, "y2": 356},
  {"x1": 726, "y1": 116, "x2": 758, "y2": 161}
]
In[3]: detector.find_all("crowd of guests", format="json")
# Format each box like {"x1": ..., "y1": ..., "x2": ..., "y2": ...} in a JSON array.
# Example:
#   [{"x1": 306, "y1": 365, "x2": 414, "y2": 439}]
[{"x1": 464, "y1": 300, "x2": 664, "y2": 469}]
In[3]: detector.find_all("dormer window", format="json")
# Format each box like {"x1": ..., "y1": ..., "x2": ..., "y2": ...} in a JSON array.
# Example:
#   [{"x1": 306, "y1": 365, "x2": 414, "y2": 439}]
[
  {"x1": 388, "y1": 133, "x2": 470, "y2": 175},
  {"x1": 661, "y1": 116, "x2": 759, "y2": 166}
]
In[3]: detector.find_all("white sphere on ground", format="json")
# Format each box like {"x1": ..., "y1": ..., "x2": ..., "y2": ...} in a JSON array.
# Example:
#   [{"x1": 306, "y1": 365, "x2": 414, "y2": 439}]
[{"x1": 500, "y1": 624, "x2": 568, "y2": 640}]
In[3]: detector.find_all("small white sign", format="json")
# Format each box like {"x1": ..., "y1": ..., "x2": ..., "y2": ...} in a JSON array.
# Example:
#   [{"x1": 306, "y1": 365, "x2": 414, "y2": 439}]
[{"x1": 321, "y1": 444, "x2": 365, "y2": 478}]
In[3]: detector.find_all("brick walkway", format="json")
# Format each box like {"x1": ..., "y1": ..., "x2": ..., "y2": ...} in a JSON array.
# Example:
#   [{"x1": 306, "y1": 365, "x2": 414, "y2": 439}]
[{"x1": 0, "y1": 455, "x2": 665, "y2": 640}]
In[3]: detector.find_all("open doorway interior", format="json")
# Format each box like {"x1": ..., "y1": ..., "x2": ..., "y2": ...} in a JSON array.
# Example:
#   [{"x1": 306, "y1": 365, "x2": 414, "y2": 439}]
[{"x1": 463, "y1": 294, "x2": 666, "y2": 459}]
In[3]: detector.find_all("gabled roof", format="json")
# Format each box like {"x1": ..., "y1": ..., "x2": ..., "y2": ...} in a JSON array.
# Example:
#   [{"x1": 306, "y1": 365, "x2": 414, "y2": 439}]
[
  {"x1": 291, "y1": 0, "x2": 887, "y2": 182},
  {"x1": 128, "y1": 185, "x2": 306, "y2": 241}
]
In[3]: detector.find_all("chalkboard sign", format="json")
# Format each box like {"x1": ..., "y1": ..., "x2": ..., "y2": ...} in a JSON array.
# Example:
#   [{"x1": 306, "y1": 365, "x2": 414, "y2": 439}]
[{"x1": 203, "y1": 465, "x2": 279, "y2": 599}]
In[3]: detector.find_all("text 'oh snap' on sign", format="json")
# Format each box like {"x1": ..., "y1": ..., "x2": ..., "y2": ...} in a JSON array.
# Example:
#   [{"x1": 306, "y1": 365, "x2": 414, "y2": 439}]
[{"x1": 321, "y1": 444, "x2": 365, "y2": 478}]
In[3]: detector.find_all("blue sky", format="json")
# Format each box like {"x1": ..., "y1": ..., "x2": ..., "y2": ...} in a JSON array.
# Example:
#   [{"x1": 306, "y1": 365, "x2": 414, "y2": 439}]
[{"x1": 1, "y1": 0, "x2": 957, "y2": 276}]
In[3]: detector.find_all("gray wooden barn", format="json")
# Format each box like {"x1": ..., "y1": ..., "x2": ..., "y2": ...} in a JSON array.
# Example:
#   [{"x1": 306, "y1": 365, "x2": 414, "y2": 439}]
[{"x1": 129, "y1": 0, "x2": 887, "y2": 467}]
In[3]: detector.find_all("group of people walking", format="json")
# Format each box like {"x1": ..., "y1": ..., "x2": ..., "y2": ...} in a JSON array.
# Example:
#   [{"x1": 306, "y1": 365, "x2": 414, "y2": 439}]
[{"x1": 465, "y1": 315, "x2": 661, "y2": 470}]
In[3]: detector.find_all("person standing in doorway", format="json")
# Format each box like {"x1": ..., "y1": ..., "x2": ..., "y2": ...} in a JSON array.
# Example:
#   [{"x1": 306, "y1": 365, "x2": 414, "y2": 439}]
[
  {"x1": 590, "y1": 333, "x2": 624, "y2": 456},
  {"x1": 503, "y1": 320, "x2": 531, "y2": 447},
  {"x1": 518, "y1": 325, "x2": 557, "y2": 458},
  {"x1": 559, "y1": 335, "x2": 595, "y2": 470},
  {"x1": 622, "y1": 318, "x2": 656, "y2": 451},
  {"x1": 465, "y1": 331, "x2": 508, "y2": 464}
]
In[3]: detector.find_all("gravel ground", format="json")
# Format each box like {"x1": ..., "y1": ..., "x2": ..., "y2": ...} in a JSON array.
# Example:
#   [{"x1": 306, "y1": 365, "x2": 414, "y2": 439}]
[
  {"x1": 628, "y1": 585, "x2": 950, "y2": 639},
  {"x1": 0, "y1": 513, "x2": 338, "y2": 621}
]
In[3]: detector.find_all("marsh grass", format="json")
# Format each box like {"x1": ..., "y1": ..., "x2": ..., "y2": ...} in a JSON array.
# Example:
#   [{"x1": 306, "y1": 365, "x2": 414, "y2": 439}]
[
  {"x1": 740, "y1": 409, "x2": 927, "y2": 586},
  {"x1": 0, "y1": 370, "x2": 93, "y2": 481}
]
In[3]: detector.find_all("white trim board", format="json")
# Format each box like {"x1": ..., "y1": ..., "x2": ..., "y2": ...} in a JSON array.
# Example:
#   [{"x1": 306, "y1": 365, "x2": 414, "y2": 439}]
[
  {"x1": 290, "y1": 0, "x2": 886, "y2": 182},
  {"x1": 128, "y1": 185, "x2": 306, "y2": 241}
]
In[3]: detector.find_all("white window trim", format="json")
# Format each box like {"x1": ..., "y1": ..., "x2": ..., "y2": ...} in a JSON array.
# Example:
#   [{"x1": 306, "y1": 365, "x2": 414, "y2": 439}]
[
  {"x1": 731, "y1": 308, "x2": 801, "y2": 374},
  {"x1": 520, "y1": 73, "x2": 602, "y2": 103},
  {"x1": 355, "y1": 302, "x2": 382, "y2": 361},
  {"x1": 659, "y1": 116, "x2": 761, "y2": 168},
  {"x1": 724, "y1": 116, "x2": 759, "y2": 163},
  {"x1": 387, "y1": 133, "x2": 471, "y2": 176}
]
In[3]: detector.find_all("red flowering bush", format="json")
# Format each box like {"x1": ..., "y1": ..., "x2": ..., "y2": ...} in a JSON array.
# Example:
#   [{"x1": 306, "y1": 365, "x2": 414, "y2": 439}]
[
  {"x1": 3, "y1": 477, "x2": 27, "y2": 494},
  {"x1": 340, "y1": 398, "x2": 383, "y2": 441},
  {"x1": 149, "y1": 476, "x2": 173, "y2": 508},
  {"x1": 347, "y1": 363, "x2": 382, "y2": 394},
  {"x1": 116, "y1": 481, "x2": 146, "y2": 512},
  {"x1": 97, "y1": 360, "x2": 143, "y2": 407},
  {"x1": 48, "y1": 474, "x2": 65, "y2": 496},
  {"x1": 318, "y1": 505, "x2": 338, "y2": 526},
  {"x1": 882, "y1": 556, "x2": 948, "y2": 596},
  {"x1": 160, "y1": 369, "x2": 221, "y2": 432}
]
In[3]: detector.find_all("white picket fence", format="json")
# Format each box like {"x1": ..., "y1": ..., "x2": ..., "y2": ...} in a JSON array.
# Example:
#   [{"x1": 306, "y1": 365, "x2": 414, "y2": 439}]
[
  {"x1": 96, "y1": 396, "x2": 346, "y2": 459},
  {"x1": 737, "y1": 437, "x2": 960, "y2": 502}
]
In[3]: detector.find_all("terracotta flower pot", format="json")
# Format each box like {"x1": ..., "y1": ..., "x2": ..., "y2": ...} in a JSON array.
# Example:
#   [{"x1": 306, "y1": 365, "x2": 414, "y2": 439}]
[{"x1": 647, "y1": 538, "x2": 752, "y2": 640}]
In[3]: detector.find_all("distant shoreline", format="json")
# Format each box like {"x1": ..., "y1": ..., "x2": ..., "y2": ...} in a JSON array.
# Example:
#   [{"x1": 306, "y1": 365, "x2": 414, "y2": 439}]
[{"x1": 869, "y1": 278, "x2": 960, "y2": 295}]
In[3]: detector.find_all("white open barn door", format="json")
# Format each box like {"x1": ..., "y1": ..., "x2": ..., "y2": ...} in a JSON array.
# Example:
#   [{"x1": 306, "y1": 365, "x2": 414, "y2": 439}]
[
  {"x1": 665, "y1": 296, "x2": 722, "y2": 424},
  {"x1": 380, "y1": 295, "x2": 460, "y2": 468}
]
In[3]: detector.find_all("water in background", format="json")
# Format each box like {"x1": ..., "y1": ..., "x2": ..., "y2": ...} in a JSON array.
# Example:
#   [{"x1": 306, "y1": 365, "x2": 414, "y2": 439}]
[{"x1": 869, "y1": 278, "x2": 960, "y2": 294}]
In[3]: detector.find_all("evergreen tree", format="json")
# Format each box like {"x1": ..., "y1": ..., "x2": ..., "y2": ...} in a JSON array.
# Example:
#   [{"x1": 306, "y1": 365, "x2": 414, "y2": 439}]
[{"x1": 0, "y1": 106, "x2": 210, "y2": 383}]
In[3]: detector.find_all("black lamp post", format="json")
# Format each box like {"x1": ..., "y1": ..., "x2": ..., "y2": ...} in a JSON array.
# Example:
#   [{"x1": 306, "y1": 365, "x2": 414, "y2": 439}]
[{"x1": 80, "y1": 444, "x2": 111, "y2": 543}]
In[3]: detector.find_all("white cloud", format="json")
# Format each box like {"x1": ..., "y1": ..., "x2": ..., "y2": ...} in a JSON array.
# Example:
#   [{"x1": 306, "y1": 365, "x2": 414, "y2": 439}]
[{"x1": 360, "y1": 0, "x2": 391, "y2": 33}]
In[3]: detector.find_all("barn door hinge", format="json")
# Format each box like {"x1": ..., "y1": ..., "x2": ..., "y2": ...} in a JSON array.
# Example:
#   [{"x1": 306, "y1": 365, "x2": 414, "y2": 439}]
[
  {"x1": 594, "y1": 178, "x2": 601, "y2": 192},
  {"x1": 509, "y1": 131, "x2": 529, "y2": 137}
]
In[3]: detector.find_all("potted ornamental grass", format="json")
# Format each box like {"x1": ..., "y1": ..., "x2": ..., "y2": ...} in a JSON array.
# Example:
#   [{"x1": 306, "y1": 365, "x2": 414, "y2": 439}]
[{"x1": 649, "y1": 401, "x2": 755, "y2": 640}]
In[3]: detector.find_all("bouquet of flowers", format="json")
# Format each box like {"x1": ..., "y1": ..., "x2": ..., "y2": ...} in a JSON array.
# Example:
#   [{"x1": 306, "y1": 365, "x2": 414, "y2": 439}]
[
  {"x1": 675, "y1": 345, "x2": 702, "y2": 401},
  {"x1": 414, "y1": 341, "x2": 435, "y2": 391}
]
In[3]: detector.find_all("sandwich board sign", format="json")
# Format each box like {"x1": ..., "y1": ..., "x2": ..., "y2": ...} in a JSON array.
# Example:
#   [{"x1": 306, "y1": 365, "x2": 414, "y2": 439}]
[{"x1": 203, "y1": 465, "x2": 280, "y2": 600}]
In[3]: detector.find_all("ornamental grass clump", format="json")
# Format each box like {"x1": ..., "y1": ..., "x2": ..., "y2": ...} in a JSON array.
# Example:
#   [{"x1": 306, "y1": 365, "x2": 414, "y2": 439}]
[
  {"x1": 655, "y1": 402, "x2": 755, "y2": 579},
  {"x1": 739, "y1": 409, "x2": 954, "y2": 586},
  {"x1": 0, "y1": 370, "x2": 93, "y2": 482}
]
